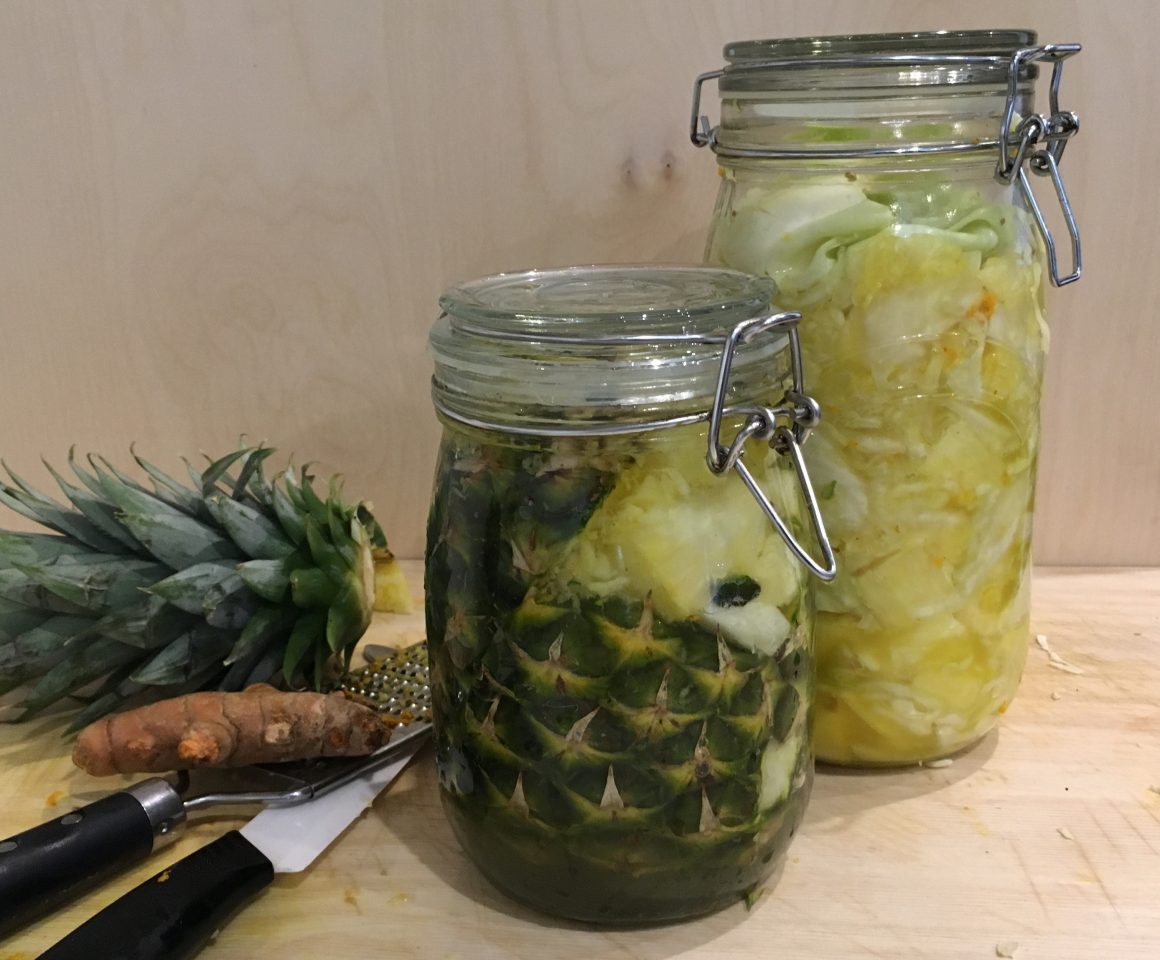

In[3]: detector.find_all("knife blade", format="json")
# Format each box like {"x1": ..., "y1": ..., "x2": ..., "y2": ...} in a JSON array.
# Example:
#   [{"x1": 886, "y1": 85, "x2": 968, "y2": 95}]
[{"x1": 35, "y1": 736, "x2": 426, "y2": 960}]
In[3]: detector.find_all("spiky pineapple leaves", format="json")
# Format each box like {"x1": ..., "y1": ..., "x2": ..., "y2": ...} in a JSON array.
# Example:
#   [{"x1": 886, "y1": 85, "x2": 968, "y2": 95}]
[{"x1": 0, "y1": 444, "x2": 387, "y2": 724}]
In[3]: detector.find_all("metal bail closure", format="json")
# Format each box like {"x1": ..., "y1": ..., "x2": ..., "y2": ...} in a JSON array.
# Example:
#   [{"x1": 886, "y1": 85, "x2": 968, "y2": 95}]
[
  {"x1": 706, "y1": 313, "x2": 837, "y2": 581},
  {"x1": 996, "y1": 44, "x2": 1083, "y2": 286}
]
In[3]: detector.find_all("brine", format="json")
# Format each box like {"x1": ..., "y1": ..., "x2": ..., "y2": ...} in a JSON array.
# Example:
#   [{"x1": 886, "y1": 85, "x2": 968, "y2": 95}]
[
  {"x1": 707, "y1": 168, "x2": 1046, "y2": 764},
  {"x1": 425, "y1": 419, "x2": 813, "y2": 921}
]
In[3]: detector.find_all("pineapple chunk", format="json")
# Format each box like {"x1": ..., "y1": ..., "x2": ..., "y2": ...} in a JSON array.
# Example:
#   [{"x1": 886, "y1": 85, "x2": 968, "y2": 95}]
[
  {"x1": 758, "y1": 728, "x2": 803, "y2": 810},
  {"x1": 372, "y1": 552, "x2": 414, "y2": 613},
  {"x1": 562, "y1": 429, "x2": 801, "y2": 656}
]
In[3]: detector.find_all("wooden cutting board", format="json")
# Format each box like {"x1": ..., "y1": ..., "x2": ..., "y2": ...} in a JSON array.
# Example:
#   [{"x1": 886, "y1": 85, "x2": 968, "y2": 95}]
[{"x1": 2, "y1": 564, "x2": 1158, "y2": 960}]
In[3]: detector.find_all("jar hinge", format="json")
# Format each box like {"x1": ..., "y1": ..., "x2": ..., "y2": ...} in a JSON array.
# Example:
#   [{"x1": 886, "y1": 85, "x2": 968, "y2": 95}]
[
  {"x1": 706, "y1": 312, "x2": 837, "y2": 582},
  {"x1": 996, "y1": 44, "x2": 1082, "y2": 287}
]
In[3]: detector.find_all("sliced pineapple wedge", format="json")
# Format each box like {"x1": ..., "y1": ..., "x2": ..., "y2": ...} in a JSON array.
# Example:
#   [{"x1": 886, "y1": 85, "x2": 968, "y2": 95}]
[{"x1": 560, "y1": 428, "x2": 802, "y2": 657}]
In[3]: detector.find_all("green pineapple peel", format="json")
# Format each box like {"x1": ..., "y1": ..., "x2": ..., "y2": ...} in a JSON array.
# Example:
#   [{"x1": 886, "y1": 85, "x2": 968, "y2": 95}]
[
  {"x1": 426, "y1": 424, "x2": 812, "y2": 922},
  {"x1": 0, "y1": 445, "x2": 407, "y2": 728}
]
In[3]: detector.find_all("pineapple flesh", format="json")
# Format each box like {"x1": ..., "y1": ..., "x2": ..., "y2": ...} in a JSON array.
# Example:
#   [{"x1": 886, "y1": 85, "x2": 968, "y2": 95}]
[
  {"x1": 0, "y1": 446, "x2": 399, "y2": 727},
  {"x1": 425, "y1": 422, "x2": 812, "y2": 923}
]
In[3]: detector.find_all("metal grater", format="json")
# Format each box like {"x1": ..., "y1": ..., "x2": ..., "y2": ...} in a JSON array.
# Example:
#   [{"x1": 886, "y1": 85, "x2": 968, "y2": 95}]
[{"x1": 337, "y1": 641, "x2": 432, "y2": 726}]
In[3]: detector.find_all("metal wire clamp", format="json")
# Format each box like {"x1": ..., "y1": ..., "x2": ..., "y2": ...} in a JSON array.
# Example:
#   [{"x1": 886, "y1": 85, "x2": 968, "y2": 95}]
[
  {"x1": 705, "y1": 312, "x2": 835, "y2": 581},
  {"x1": 996, "y1": 45, "x2": 1083, "y2": 286},
  {"x1": 690, "y1": 43, "x2": 1083, "y2": 286},
  {"x1": 433, "y1": 311, "x2": 837, "y2": 581}
]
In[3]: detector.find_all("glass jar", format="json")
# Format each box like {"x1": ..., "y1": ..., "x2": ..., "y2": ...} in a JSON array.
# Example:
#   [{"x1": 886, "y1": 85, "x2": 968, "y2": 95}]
[
  {"x1": 425, "y1": 265, "x2": 835, "y2": 923},
  {"x1": 690, "y1": 31, "x2": 1083, "y2": 765}
]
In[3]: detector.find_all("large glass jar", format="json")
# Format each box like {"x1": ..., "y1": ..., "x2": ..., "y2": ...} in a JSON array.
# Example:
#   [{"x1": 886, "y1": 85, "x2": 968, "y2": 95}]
[
  {"x1": 424, "y1": 266, "x2": 835, "y2": 923},
  {"x1": 692, "y1": 31, "x2": 1083, "y2": 765}
]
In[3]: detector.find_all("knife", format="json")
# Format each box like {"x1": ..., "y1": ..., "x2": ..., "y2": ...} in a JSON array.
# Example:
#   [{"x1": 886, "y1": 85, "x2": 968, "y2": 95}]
[
  {"x1": 35, "y1": 731, "x2": 427, "y2": 960},
  {"x1": 0, "y1": 642, "x2": 431, "y2": 939}
]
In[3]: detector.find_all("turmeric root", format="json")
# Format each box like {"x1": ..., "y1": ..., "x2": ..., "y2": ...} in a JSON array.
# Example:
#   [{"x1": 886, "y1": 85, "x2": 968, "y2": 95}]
[{"x1": 72, "y1": 684, "x2": 391, "y2": 776}]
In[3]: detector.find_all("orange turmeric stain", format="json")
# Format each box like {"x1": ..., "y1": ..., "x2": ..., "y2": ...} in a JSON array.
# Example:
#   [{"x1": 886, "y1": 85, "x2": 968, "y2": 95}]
[
  {"x1": 967, "y1": 290, "x2": 998, "y2": 322},
  {"x1": 997, "y1": 702, "x2": 1010, "y2": 715},
  {"x1": 45, "y1": 790, "x2": 65, "y2": 808},
  {"x1": 157, "y1": 871, "x2": 171, "y2": 884},
  {"x1": 344, "y1": 888, "x2": 360, "y2": 910}
]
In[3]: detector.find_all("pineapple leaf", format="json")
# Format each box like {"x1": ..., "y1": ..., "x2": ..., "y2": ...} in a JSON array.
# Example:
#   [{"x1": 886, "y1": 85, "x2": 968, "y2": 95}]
[
  {"x1": 1, "y1": 460, "x2": 52, "y2": 498},
  {"x1": 0, "y1": 596, "x2": 51, "y2": 643},
  {"x1": 94, "y1": 598, "x2": 199, "y2": 650},
  {"x1": 42, "y1": 461, "x2": 148, "y2": 555},
  {"x1": 0, "y1": 568, "x2": 92, "y2": 616},
  {"x1": 131, "y1": 623, "x2": 233, "y2": 686},
  {"x1": 0, "y1": 484, "x2": 130, "y2": 555},
  {"x1": 131, "y1": 448, "x2": 205, "y2": 517},
  {"x1": 15, "y1": 556, "x2": 168, "y2": 613},
  {"x1": 66, "y1": 671, "x2": 146, "y2": 731},
  {"x1": 199, "y1": 448, "x2": 255, "y2": 497},
  {"x1": 357, "y1": 503, "x2": 388, "y2": 549},
  {"x1": 326, "y1": 497, "x2": 357, "y2": 568},
  {"x1": 203, "y1": 581, "x2": 257, "y2": 631},
  {"x1": 19, "y1": 637, "x2": 140, "y2": 718},
  {"x1": 246, "y1": 460, "x2": 275, "y2": 509},
  {"x1": 183, "y1": 456, "x2": 205, "y2": 492},
  {"x1": 304, "y1": 518, "x2": 348, "y2": 582},
  {"x1": 297, "y1": 472, "x2": 331, "y2": 529},
  {"x1": 93, "y1": 457, "x2": 199, "y2": 524},
  {"x1": 313, "y1": 640, "x2": 327, "y2": 690},
  {"x1": 271, "y1": 479, "x2": 307, "y2": 545},
  {"x1": 67, "y1": 447, "x2": 107, "y2": 499},
  {"x1": 282, "y1": 610, "x2": 326, "y2": 686},
  {"x1": 0, "y1": 615, "x2": 91, "y2": 673},
  {"x1": 325, "y1": 578, "x2": 369, "y2": 654},
  {"x1": 243, "y1": 643, "x2": 283, "y2": 688},
  {"x1": 88, "y1": 455, "x2": 163, "y2": 502},
  {"x1": 219, "y1": 641, "x2": 274, "y2": 691},
  {"x1": 149, "y1": 562, "x2": 239, "y2": 615},
  {"x1": 0, "y1": 531, "x2": 88, "y2": 565},
  {"x1": 204, "y1": 495, "x2": 296, "y2": 560},
  {"x1": 116, "y1": 511, "x2": 239, "y2": 570},
  {"x1": 289, "y1": 567, "x2": 338, "y2": 608},
  {"x1": 236, "y1": 558, "x2": 296, "y2": 603},
  {"x1": 231, "y1": 447, "x2": 276, "y2": 502},
  {"x1": 224, "y1": 604, "x2": 294, "y2": 665}
]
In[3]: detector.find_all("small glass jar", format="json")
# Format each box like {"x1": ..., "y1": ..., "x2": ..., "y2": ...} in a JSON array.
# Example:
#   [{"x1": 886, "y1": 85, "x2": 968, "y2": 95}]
[
  {"x1": 424, "y1": 265, "x2": 835, "y2": 923},
  {"x1": 690, "y1": 31, "x2": 1083, "y2": 765}
]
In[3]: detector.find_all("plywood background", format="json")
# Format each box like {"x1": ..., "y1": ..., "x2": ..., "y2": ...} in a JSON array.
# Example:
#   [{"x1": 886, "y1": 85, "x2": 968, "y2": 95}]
[{"x1": 0, "y1": 1, "x2": 1153, "y2": 564}]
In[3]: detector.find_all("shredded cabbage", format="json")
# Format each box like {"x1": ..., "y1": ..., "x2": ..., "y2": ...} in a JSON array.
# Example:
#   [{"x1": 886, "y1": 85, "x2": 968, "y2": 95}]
[{"x1": 708, "y1": 173, "x2": 1045, "y2": 764}]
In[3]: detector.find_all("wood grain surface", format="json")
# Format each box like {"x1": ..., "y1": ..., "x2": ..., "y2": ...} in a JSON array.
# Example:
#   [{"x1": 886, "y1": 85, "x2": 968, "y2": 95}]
[
  {"x1": 1, "y1": 562, "x2": 1158, "y2": 960},
  {"x1": 0, "y1": 1, "x2": 1155, "y2": 564}
]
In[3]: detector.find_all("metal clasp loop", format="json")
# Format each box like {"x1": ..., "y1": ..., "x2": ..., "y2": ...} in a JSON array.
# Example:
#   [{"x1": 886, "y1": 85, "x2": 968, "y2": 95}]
[
  {"x1": 996, "y1": 44, "x2": 1083, "y2": 286},
  {"x1": 690, "y1": 70, "x2": 724, "y2": 147},
  {"x1": 706, "y1": 312, "x2": 837, "y2": 581}
]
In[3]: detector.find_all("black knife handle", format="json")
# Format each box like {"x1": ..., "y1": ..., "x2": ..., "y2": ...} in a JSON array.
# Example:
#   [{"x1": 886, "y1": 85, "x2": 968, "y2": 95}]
[
  {"x1": 0, "y1": 787, "x2": 171, "y2": 938},
  {"x1": 37, "y1": 830, "x2": 274, "y2": 960}
]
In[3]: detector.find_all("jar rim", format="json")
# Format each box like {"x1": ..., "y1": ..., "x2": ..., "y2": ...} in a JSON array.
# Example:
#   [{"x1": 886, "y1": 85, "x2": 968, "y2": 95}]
[
  {"x1": 430, "y1": 265, "x2": 793, "y2": 431},
  {"x1": 439, "y1": 264, "x2": 773, "y2": 333},
  {"x1": 724, "y1": 29, "x2": 1037, "y2": 64},
  {"x1": 717, "y1": 28, "x2": 1043, "y2": 96}
]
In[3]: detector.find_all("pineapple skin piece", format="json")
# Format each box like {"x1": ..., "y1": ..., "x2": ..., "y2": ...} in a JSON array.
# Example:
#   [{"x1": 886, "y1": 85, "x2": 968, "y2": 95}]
[{"x1": 425, "y1": 423, "x2": 813, "y2": 923}]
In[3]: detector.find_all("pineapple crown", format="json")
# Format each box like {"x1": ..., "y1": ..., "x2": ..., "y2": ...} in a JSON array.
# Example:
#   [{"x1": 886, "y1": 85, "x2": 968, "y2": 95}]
[{"x1": 0, "y1": 445, "x2": 387, "y2": 727}]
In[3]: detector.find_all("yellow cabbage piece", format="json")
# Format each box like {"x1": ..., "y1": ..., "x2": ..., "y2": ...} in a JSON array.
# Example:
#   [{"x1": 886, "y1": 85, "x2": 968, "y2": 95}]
[{"x1": 708, "y1": 179, "x2": 1045, "y2": 764}]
